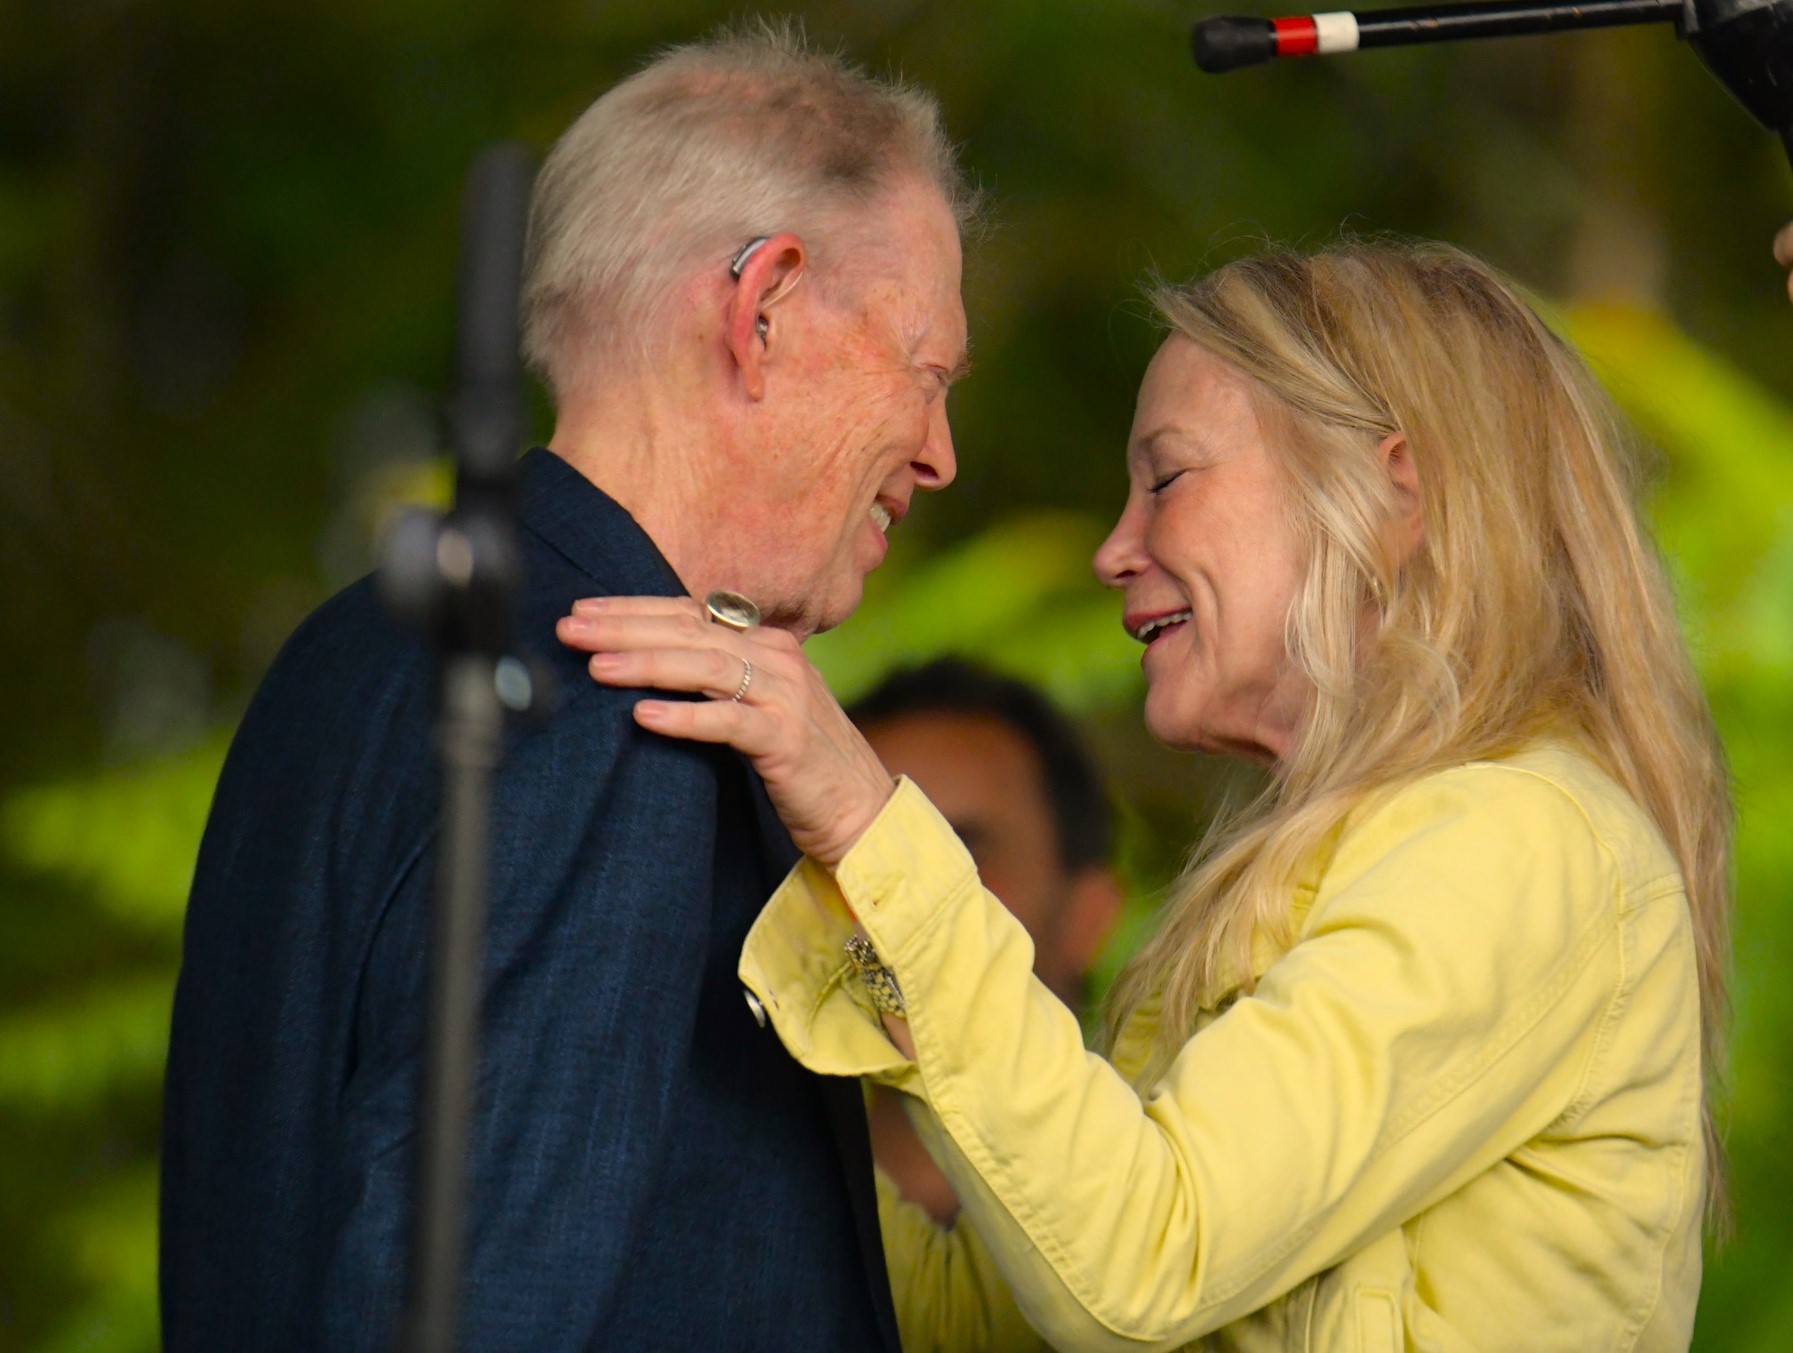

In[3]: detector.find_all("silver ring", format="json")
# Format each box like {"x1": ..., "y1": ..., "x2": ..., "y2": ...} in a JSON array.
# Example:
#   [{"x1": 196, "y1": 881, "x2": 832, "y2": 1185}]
[
  {"x1": 730, "y1": 658, "x2": 754, "y2": 703},
  {"x1": 705, "y1": 589, "x2": 760, "y2": 632}
]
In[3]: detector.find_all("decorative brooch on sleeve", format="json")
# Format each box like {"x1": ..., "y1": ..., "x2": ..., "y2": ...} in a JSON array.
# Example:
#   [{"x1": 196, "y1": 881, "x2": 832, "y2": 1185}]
[{"x1": 845, "y1": 934, "x2": 907, "y2": 1017}]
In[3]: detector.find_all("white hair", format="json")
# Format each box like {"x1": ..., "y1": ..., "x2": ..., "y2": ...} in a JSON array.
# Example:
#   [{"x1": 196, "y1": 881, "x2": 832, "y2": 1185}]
[{"x1": 521, "y1": 18, "x2": 975, "y2": 400}]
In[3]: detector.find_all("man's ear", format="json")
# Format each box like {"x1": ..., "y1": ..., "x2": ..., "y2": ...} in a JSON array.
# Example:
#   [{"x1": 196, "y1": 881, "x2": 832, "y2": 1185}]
[
  {"x1": 1379, "y1": 431, "x2": 1424, "y2": 562},
  {"x1": 725, "y1": 231, "x2": 806, "y2": 402}
]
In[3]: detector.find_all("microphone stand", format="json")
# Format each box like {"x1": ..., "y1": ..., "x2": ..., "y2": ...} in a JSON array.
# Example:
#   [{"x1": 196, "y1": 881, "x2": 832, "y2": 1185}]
[
  {"x1": 1192, "y1": 0, "x2": 1793, "y2": 171},
  {"x1": 378, "y1": 140, "x2": 536, "y2": 1353}
]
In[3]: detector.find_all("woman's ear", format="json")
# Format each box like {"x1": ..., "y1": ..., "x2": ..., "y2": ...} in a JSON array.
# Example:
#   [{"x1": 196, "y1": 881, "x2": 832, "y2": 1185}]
[
  {"x1": 725, "y1": 232, "x2": 806, "y2": 401},
  {"x1": 1379, "y1": 432, "x2": 1424, "y2": 562}
]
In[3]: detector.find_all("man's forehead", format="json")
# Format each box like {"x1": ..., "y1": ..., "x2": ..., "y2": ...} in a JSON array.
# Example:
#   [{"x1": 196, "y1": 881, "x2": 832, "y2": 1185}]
[
  {"x1": 838, "y1": 185, "x2": 966, "y2": 362},
  {"x1": 916, "y1": 264, "x2": 969, "y2": 356},
  {"x1": 920, "y1": 288, "x2": 968, "y2": 351},
  {"x1": 864, "y1": 181, "x2": 961, "y2": 278},
  {"x1": 891, "y1": 282, "x2": 966, "y2": 367}
]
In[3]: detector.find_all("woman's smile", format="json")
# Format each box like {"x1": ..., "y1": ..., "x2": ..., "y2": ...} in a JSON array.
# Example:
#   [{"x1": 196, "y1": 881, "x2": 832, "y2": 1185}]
[{"x1": 1095, "y1": 338, "x2": 1310, "y2": 761}]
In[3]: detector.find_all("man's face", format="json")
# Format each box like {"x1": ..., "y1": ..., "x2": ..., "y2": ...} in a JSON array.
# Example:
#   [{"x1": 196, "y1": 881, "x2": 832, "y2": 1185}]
[
  {"x1": 741, "y1": 182, "x2": 967, "y2": 637},
  {"x1": 862, "y1": 710, "x2": 1106, "y2": 1006}
]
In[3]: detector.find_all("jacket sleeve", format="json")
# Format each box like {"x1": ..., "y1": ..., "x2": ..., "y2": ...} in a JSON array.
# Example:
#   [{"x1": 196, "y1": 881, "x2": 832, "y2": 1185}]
[
  {"x1": 876, "y1": 1167, "x2": 1045, "y2": 1353},
  {"x1": 741, "y1": 764, "x2": 1632, "y2": 1351},
  {"x1": 319, "y1": 684, "x2": 720, "y2": 1349}
]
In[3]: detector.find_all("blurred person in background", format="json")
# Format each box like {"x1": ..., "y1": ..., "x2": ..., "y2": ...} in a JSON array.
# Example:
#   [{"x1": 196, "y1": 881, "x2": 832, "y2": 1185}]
[
  {"x1": 561, "y1": 239, "x2": 1735, "y2": 1352},
  {"x1": 160, "y1": 21, "x2": 970, "y2": 1352},
  {"x1": 847, "y1": 657, "x2": 1122, "y2": 1224}
]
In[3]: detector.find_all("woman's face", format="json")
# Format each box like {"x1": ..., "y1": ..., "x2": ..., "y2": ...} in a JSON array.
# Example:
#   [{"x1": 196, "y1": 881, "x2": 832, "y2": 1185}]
[{"x1": 1094, "y1": 338, "x2": 1312, "y2": 765}]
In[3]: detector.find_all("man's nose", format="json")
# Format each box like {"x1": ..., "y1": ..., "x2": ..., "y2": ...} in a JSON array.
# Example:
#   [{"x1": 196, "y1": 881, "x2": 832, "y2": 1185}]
[{"x1": 914, "y1": 401, "x2": 956, "y2": 490}]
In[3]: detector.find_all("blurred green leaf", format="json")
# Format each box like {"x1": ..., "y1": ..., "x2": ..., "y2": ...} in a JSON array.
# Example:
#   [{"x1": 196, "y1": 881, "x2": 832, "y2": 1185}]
[
  {"x1": 36, "y1": 1166, "x2": 160, "y2": 1353},
  {"x1": 0, "y1": 738, "x2": 226, "y2": 934},
  {"x1": 807, "y1": 508, "x2": 1145, "y2": 717},
  {"x1": 1563, "y1": 302, "x2": 1793, "y2": 629},
  {"x1": 0, "y1": 974, "x2": 173, "y2": 1115}
]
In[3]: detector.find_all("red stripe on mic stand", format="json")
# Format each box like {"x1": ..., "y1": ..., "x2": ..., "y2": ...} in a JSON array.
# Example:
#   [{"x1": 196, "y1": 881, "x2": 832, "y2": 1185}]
[{"x1": 1271, "y1": 15, "x2": 1320, "y2": 54}]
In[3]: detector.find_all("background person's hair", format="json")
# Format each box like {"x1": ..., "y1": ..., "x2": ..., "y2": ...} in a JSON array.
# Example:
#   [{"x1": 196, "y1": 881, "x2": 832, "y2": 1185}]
[
  {"x1": 848, "y1": 656, "x2": 1116, "y2": 874},
  {"x1": 521, "y1": 17, "x2": 976, "y2": 401},
  {"x1": 1102, "y1": 239, "x2": 1734, "y2": 1223}
]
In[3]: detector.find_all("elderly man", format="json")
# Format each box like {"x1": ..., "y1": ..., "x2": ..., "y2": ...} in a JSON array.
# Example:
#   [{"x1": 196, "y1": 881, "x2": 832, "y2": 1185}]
[{"x1": 160, "y1": 23, "x2": 970, "y2": 1352}]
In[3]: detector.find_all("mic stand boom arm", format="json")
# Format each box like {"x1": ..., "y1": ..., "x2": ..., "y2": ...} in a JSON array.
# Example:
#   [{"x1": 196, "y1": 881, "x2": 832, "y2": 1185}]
[{"x1": 1193, "y1": 0, "x2": 1793, "y2": 170}]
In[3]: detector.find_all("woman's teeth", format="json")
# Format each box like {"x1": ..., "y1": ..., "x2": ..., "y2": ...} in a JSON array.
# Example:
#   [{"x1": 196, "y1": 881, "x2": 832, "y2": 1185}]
[
  {"x1": 870, "y1": 504, "x2": 892, "y2": 534},
  {"x1": 1132, "y1": 610, "x2": 1192, "y2": 644}
]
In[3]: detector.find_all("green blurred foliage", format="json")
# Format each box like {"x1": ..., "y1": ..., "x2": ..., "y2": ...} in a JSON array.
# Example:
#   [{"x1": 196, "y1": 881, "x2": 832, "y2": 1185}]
[{"x1": 1, "y1": 1, "x2": 1789, "y2": 1349}]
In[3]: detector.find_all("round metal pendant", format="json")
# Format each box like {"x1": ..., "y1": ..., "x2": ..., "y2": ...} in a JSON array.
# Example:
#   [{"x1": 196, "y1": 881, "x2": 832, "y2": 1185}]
[{"x1": 704, "y1": 589, "x2": 761, "y2": 631}]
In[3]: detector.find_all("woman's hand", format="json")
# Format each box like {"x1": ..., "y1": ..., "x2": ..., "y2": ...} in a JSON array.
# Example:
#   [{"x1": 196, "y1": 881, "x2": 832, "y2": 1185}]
[
  {"x1": 1777, "y1": 221, "x2": 1793, "y2": 303},
  {"x1": 556, "y1": 596, "x2": 896, "y2": 867}
]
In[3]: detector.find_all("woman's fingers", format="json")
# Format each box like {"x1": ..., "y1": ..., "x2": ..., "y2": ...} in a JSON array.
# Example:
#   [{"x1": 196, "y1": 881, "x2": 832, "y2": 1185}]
[
  {"x1": 570, "y1": 594, "x2": 707, "y2": 621},
  {"x1": 632, "y1": 696, "x2": 757, "y2": 746},
  {"x1": 1776, "y1": 222, "x2": 1793, "y2": 302},
  {"x1": 589, "y1": 644, "x2": 755, "y2": 703},
  {"x1": 557, "y1": 609, "x2": 717, "y2": 656},
  {"x1": 555, "y1": 593, "x2": 893, "y2": 864}
]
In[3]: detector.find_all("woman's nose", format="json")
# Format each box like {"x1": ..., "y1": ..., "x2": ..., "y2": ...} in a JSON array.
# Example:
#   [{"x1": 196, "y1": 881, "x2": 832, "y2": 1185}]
[{"x1": 1094, "y1": 500, "x2": 1148, "y2": 588}]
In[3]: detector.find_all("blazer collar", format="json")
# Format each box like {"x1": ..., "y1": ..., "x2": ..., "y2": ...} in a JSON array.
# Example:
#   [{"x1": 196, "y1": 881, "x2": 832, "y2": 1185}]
[
  {"x1": 519, "y1": 447, "x2": 805, "y2": 892},
  {"x1": 516, "y1": 446, "x2": 685, "y2": 598}
]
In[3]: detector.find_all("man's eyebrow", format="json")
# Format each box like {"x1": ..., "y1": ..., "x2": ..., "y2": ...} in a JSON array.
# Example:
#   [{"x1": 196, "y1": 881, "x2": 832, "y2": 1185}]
[{"x1": 946, "y1": 351, "x2": 973, "y2": 384}]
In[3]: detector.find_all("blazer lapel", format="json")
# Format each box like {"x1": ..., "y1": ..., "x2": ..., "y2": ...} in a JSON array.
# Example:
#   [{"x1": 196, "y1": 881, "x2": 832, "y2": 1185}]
[{"x1": 819, "y1": 1076, "x2": 904, "y2": 1353}]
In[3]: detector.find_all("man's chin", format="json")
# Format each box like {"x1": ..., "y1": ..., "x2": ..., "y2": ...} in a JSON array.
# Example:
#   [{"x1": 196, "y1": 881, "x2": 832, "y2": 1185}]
[{"x1": 802, "y1": 575, "x2": 869, "y2": 641}]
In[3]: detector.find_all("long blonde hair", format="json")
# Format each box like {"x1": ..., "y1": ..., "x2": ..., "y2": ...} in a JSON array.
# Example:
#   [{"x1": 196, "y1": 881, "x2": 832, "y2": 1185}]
[{"x1": 1102, "y1": 241, "x2": 1734, "y2": 1218}]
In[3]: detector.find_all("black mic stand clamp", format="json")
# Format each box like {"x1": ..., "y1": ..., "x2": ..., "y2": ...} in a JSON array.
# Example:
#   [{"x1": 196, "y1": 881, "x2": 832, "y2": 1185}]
[
  {"x1": 376, "y1": 141, "x2": 536, "y2": 1353},
  {"x1": 1680, "y1": 0, "x2": 1793, "y2": 167}
]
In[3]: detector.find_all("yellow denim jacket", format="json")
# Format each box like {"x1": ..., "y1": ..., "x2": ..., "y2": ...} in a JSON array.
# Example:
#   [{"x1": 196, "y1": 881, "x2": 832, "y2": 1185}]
[
  {"x1": 739, "y1": 744, "x2": 1705, "y2": 1352},
  {"x1": 735, "y1": 745, "x2": 1699, "y2": 1347}
]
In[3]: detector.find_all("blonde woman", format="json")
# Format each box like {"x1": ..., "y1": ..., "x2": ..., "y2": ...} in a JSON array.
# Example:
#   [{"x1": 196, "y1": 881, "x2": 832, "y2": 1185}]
[{"x1": 558, "y1": 241, "x2": 1732, "y2": 1352}]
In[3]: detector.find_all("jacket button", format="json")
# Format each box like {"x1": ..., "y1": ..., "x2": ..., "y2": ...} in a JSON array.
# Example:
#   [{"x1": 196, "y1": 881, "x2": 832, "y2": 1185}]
[{"x1": 744, "y1": 990, "x2": 768, "y2": 1027}]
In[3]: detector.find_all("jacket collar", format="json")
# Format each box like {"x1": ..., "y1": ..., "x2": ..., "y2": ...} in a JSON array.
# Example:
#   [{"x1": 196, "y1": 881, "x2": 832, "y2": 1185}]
[
  {"x1": 516, "y1": 446, "x2": 685, "y2": 597},
  {"x1": 518, "y1": 445, "x2": 805, "y2": 903}
]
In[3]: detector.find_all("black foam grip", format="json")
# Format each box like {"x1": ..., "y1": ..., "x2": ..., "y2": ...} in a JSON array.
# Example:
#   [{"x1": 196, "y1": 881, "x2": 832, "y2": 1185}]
[{"x1": 1193, "y1": 16, "x2": 1279, "y2": 72}]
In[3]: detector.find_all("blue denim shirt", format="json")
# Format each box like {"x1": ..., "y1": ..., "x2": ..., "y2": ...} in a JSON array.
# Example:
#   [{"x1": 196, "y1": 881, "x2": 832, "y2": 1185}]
[{"x1": 161, "y1": 448, "x2": 899, "y2": 1352}]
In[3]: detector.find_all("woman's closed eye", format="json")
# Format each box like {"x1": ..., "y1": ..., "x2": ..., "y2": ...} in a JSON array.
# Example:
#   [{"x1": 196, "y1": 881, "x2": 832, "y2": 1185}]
[{"x1": 1149, "y1": 469, "x2": 1186, "y2": 496}]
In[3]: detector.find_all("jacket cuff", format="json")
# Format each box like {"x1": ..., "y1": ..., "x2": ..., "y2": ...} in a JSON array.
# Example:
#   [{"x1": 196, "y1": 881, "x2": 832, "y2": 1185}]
[
  {"x1": 738, "y1": 853, "x2": 916, "y2": 1082},
  {"x1": 737, "y1": 776, "x2": 980, "y2": 1087},
  {"x1": 835, "y1": 775, "x2": 983, "y2": 973}
]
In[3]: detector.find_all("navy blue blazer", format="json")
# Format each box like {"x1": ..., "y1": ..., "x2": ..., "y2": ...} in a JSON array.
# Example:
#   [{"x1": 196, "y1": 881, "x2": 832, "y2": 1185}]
[{"x1": 161, "y1": 448, "x2": 901, "y2": 1352}]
